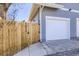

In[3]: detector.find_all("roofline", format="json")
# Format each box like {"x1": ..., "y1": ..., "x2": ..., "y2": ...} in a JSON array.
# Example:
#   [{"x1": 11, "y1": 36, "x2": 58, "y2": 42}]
[{"x1": 29, "y1": 3, "x2": 64, "y2": 21}]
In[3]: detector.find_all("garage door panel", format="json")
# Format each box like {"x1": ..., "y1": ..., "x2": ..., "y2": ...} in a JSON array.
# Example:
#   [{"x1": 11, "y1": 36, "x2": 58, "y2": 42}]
[
  {"x1": 46, "y1": 16, "x2": 70, "y2": 41},
  {"x1": 77, "y1": 18, "x2": 79, "y2": 37}
]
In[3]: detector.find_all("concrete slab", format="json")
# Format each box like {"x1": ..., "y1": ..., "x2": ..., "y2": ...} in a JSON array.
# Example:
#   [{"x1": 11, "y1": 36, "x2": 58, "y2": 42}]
[
  {"x1": 14, "y1": 42, "x2": 47, "y2": 56},
  {"x1": 41, "y1": 43, "x2": 56, "y2": 55},
  {"x1": 29, "y1": 42, "x2": 47, "y2": 56},
  {"x1": 46, "y1": 40, "x2": 79, "y2": 56},
  {"x1": 14, "y1": 40, "x2": 79, "y2": 56},
  {"x1": 14, "y1": 47, "x2": 29, "y2": 56}
]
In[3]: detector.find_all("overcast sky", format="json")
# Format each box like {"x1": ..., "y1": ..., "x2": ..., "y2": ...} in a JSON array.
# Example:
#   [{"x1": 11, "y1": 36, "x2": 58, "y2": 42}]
[{"x1": 6, "y1": 3, "x2": 32, "y2": 21}]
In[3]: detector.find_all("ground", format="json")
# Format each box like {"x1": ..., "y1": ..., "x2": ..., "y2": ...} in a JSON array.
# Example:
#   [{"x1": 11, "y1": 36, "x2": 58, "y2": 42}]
[{"x1": 14, "y1": 40, "x2": 79, "y2": 56}]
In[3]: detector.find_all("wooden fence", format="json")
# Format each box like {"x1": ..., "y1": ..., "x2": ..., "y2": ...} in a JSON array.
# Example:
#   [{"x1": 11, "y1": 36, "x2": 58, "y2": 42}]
[{"x1": 0, "y1": 19, "x2": 40, "y2": 56}]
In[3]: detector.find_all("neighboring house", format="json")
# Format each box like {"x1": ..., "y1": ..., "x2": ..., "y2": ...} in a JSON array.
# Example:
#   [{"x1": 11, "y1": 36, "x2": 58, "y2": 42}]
[{"x1": 29, "y1": 3, "x2": 79, "y2": 42}]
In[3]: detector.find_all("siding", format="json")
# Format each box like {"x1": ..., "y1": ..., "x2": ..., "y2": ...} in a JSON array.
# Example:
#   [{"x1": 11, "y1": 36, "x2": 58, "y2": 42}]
[{"x1": 41, "y1": 3, "x2": 79, "y2": 42}]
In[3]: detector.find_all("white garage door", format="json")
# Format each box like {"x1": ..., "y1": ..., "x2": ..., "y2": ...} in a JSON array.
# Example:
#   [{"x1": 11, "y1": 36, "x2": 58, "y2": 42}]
[
  {"x1": 46, "y1": 16, "x2": 70, "y2": 41},
  {"x1": 77, "y1": 18, "x2": 79, "y2": 37}
]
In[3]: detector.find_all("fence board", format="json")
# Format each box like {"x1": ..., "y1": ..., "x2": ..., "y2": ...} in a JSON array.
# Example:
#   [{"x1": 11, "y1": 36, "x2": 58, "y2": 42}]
[{"x1": 0, "y1": 19, "x2": 40, "y2": 56}]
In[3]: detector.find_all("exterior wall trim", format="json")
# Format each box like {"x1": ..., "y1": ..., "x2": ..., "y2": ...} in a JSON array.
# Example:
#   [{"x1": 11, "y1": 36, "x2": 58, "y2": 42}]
[
  {"x1": 39, "y1": 6, "x2": 44, "y2": 42},
  {"x1": 60, "y1": 8, "x2": 79, "y2": 13},
  {"x1": 46, "y1": 16, "x2": 70, "y2": 21}
]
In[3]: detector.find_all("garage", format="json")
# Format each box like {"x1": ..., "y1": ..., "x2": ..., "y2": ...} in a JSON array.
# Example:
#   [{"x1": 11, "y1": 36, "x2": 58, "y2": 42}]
[
  {"x1": 76, "y1": 18, "x2": 79, "y2": 37},
  {"x1": 46, "y1": 16, "x2": 70, "y2": 41}
]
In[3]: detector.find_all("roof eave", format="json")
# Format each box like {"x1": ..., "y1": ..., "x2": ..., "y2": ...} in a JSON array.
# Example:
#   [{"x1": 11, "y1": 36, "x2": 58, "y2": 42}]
[{"x1": 29, "y1": 3, "x2": 64, "y2": 21}]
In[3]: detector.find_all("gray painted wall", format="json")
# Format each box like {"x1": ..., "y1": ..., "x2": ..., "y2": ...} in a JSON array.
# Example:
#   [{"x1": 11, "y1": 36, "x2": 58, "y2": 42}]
[
  {"x1": 60, "y1": 3, "x2": 79, "y2": 10},
  {"x1": 41, "y1": 3, "x2": 79, "y2": 42}
]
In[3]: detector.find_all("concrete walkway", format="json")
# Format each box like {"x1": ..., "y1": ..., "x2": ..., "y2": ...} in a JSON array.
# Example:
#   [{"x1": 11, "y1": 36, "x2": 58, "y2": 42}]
[
  {"x1": 14, "y1": 40, "x2": 79, "y2": 56},
  {"x1": 14, "y1": 42, "x2": 49, "y2": 56}
]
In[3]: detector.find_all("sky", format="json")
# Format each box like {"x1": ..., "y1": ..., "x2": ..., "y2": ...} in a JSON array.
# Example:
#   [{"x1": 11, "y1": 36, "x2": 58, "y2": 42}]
[{"x1": 6, "y1": 3, "x2": 32, "y2": 21}]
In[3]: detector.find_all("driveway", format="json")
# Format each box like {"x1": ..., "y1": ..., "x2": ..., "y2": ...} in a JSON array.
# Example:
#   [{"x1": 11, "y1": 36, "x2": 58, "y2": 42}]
[
  {"x1": 45, "y1": 40, "x2": 79, "y2": 56},
  {"x1": 14, "y1": 40, "x2": 79, "y2": 56}
]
